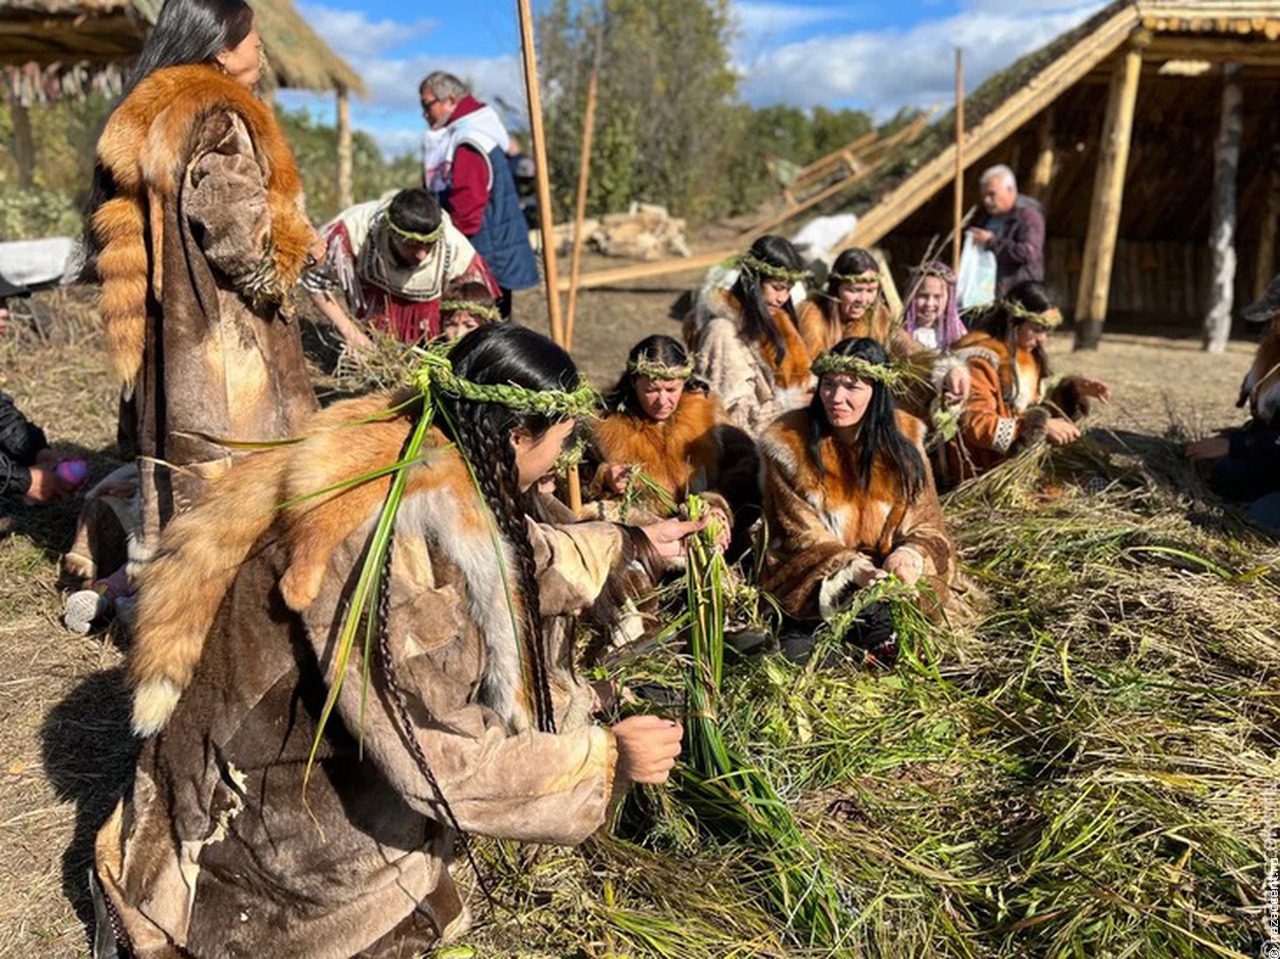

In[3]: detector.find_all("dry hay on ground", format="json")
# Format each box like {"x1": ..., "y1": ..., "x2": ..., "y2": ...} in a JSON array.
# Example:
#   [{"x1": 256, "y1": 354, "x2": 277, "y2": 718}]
[{"x1": 0, "y1": 286, "x2": 1274, "y2": 957}]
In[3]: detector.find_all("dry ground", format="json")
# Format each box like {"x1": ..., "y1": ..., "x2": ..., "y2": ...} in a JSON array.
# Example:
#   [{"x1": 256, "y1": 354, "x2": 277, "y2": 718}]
[{"x1": 0, "y1": 278, "x2": 1262, "y2": 958}]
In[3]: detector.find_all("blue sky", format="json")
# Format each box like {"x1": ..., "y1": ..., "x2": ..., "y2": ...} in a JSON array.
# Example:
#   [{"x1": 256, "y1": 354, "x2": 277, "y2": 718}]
[{"x1": 279, "y1": 0, "x2": 1103, "y2": 159}]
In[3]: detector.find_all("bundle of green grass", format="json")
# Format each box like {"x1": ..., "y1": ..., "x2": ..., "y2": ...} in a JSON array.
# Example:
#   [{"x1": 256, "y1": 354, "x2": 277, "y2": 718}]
[{"x1": 461, "y1": 431, "x2": 1277, "y2": 958}]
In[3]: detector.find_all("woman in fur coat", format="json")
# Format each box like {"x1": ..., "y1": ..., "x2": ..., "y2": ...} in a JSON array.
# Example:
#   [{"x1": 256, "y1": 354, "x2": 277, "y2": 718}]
[
  {"x1": 937, "y1": 281, "x2": 1111, "y2": 487},
  {"x1": 691, "y1": 235, "x2": 814, "y2": 436},
  {"x1": 86, "y1": 0, "x2": 319, "y2": 555},
  {"x1": 795, "y1": 248, "x2": 910, "y2": 359},
  {"x1": 590, "y1": 335, "x2": 760, "y2": 554},
  {"x1": 93, "y1": 325, "x2": 695, "y2": 958},
  {"x1": 760, "y1": 338, "x2": 956, "y2": 664}
]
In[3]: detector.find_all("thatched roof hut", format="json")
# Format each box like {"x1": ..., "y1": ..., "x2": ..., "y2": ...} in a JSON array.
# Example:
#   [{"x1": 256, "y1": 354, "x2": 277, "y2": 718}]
[
  {"x1": 0, "y1": 0, "x2": 364, "y2": 203},
  {"x1": 838, "y1": 0, "x2": 1280, "y2": 350}
]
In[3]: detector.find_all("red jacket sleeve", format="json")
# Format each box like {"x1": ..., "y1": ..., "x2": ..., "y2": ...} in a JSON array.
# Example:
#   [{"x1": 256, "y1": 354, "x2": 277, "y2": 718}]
[{"x1": 448, "y1": 144, "x2": 491, "y2": 236}]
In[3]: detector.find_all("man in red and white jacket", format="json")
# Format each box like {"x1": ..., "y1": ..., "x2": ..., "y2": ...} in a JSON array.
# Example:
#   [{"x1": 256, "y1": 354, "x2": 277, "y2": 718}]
[{"x1": 420, "y1": 72, "x2": 539, "y2": 317}]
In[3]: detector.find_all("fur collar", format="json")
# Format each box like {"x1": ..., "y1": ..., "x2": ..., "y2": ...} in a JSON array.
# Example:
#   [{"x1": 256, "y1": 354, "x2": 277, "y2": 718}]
[
  {"x1": 705, "y1": 289, "x2": 812, "y2": 389},
  {"x1": 592, "y1": 392, "x2": 722, "y2": 498},
  {"x1": 951, "y1": 330, "x2": 1040, "y2": 408},
  {"x1": 761, "y1": 407, "x2": 926, "y2": 552},
  {"x1": 92, "y1": 64, "x2": 313, "y2": 386}
]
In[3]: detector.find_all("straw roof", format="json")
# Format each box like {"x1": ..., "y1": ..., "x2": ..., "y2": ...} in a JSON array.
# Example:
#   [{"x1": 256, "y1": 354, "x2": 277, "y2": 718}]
[
  {"x1": 0, "y1": 0, "x2": 363, "y2": 103},
  {"x1": 843, "y1": 0, "x2": 1280, "y2": 248}
]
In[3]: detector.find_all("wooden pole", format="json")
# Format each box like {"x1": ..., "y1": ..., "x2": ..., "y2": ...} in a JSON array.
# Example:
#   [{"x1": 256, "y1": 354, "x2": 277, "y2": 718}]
[
  {"x1": 516, "y1": 0, "x2": 566, "y2": 348},
  {"x1": 336, "y1": 87, "x2": 353, "y2": 210},
  {"x1": 1254, "y1": 149, "x2": 1280, "y2": 300},
  {"x1": 953, "y1": 48, "x2": 965, "y2": 276},
  {"x1": 564, "y1": 27, "x2": 603, "y2": 353},
  {"x1": 1074, "y1": 39, "x2": 1144, "y2": 351},
  {"x1": 1030, "y1": 110, "x2": 1056, "y2": 207},
  {"x1": 10, "y1": 99, "x2": 34, "y2": 190},
  {"x1": 1204, "y1": 62, "x2": 1242, "y2": 354}
]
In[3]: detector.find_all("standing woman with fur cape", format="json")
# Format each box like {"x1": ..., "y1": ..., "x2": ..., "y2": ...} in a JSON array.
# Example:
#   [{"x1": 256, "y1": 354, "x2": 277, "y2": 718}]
[
  {"x1": 93, "y1": 325, "x2": 695, "y2": 958},
  {"x1": 691, "y1": 235, "x2": 814, "y2": 436},
  {"x1": 86, "y1": 0, "x2": 319, "y2": 555},
  {"x1": 760, "y1": 338, "x2": 956, "y2": 665},
  {"x1": 589, "y1": 334, "x2": 761, "y2": 556}
]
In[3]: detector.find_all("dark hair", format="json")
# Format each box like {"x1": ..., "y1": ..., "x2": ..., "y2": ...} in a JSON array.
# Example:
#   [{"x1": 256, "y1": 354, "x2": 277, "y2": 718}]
[
  {"x1": 731, "y1": 235, "x2": 804, "y2": 363},
  {"x1": 807, "y1": 337, "x2": 926, "y2": 502},
  {"x1": 602, "y1": 335, "x2": 699, "y2": 414},
  {"x1": 127, "y1": 0, "x2": 255, "y2": 98},
  {"x1": 436, "y1": 324, "x2": 579, "y2": 733},
  {"x1": 388, "y1": 188, "x2": 443, "y2": 237},
  {"x1": 441, "y1": 280, "x2": 497, "y2": 317},
  {"x1": 973, "y1": 280, "x2": 1054, "y2": 379}
]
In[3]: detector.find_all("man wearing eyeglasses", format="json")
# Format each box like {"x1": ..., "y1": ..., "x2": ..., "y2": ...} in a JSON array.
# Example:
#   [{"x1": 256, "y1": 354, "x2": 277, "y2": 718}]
[{"x1": 420, "y1": 71, "x2": 538, "y2": 319}]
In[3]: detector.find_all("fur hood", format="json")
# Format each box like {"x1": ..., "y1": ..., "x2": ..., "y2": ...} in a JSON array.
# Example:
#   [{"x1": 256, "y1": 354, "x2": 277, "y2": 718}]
[
  {"x1": 592, "y1": 391, "x2": 722, "y2": 498},
  {"x1": 92, "y1": 64, "x2": 313, "y2": 386},
  {"x1": 128, "y1": 392, "x2": 500, "y2": 736}
]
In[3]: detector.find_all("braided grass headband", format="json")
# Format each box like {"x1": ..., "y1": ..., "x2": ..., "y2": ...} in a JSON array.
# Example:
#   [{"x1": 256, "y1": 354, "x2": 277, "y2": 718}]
[
  {"x1": 830, "y1": 269, "x2": 880, "y2": 286},
  {"x1": 627, "y1": 355, "x2": 696, "y2": 381},
  {"x1": 811, "y1": 351, "x2": 903, "y2": 388},
  {"x1": 412, "y1": 348, "x2": 599, "y2": 419},
  {"x1": 1004, "y1": 299, "x2": 1063, "y2": 331},
  {"x1": 440, "y1": 300, "x2": 502, "y2": 324},
  {"x1": 739, "y1": 253, "x2": 811, "y2": 286},
  {"x1": 387, "y1": 216, "x2": 445, "y2": 246}
]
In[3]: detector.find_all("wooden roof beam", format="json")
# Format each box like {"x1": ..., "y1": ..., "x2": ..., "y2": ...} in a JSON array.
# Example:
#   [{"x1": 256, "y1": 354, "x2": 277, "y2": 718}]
[
  {"x1": 1145, "y1": 37, "x2": 1280, "y2": 64},
  {"x1": 842, "y1": 4, "x2": 1142, "y2": 249}
]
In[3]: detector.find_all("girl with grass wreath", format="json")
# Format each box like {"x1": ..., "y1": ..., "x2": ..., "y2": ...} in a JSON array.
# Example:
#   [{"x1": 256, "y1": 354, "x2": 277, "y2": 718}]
[
  {"x1": 759, "y1": 337, "x2": 956, "y2": 665},
  {"x1": 438, "y1": 278, "x2": 501, "y2": 340},
  {"x1": 588, "y1": 335, "x2": 761, "y2": 557},
  {"x1": 691, "y1": 235, "x2": 814, "y2": 436},
  {"x1": 93, "y1": 324, "x2": 697, "y2": 959},
  {"x1": 797, "y1": 247, "x2": 910, "y2": 359},
  {"x1": 937, "y1": 281, "x2": 1111, "y2": 487}
]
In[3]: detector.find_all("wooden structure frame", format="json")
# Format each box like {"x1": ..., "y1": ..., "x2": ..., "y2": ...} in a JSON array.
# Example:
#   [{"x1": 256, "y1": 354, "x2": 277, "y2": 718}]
[
  {"x1": 0, "y1": 0, "x2": 364, "y2": 205},
  {"x1": 837, "y1": 1, "x2": 1280, "y2": 350}
]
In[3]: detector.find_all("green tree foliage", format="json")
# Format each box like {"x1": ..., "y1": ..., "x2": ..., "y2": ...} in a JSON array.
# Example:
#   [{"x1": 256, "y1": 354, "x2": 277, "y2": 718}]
[
  {"x1": 538, "y1": 0, "x2": 876, "y2": 225},
  {"x1": 274, "y1": 106, "x2": 420, "y2": 224}
]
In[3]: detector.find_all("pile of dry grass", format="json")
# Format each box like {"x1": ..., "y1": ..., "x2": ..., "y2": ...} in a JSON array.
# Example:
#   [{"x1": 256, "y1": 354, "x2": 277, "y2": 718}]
[{"x1": 461, "y1": 433, "x2": 1277, "y2": 957}]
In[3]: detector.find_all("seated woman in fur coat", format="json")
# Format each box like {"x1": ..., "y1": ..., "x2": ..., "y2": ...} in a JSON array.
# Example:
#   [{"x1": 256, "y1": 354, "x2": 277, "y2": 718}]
[
  {"x1": 589, "y1": 335, "x2": 760, "y2": 556},
  {"x1": 94, "y1": 325, "x2": 699, "y2": 959},
  {"x1": 760, "y1": 338, "x2": 956, "y2": 666},
  {"x1": 691, "y1": 235, "x2": 814, "y2": 436},
  {"x1": 936, "y1": 281, "x2": 1111, "y2": 487}
]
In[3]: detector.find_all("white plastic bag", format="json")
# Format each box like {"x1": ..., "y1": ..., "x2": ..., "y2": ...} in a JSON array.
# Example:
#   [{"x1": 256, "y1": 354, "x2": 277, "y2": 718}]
[{"x1": 955, "y1": 233, "x2": 997, "y2": 310}]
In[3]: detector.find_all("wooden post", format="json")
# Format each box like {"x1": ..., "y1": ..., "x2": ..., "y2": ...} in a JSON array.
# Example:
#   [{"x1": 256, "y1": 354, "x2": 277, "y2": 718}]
[
  {"x1": 953, "y1": 48, "x2": 965, "y2": 276},
  {"x1": 336, "y1": 87, "x2": 353, "y2": 210},
  {"x1": 1204, "y1": 63, "x2": 1243, "y2": 354},
  {"x1": 564, "y1": 27, "x2": 603, "y2": 353},
  {"x1": 517, "y1": 0, "x2": 566, "y2": 348},
  {"x1": 11, "y1": 100, "x2": 34, "y2": 190},
  {"x1": 1074, "y1": 39, "x2": 1144, "y2": 351},
  {"x1": 1254, "y1": 149, "x2": 1280, "y2": 300},
  {"x1": 1030, "y1": 110, "x2": 1055, "y2": 207}
]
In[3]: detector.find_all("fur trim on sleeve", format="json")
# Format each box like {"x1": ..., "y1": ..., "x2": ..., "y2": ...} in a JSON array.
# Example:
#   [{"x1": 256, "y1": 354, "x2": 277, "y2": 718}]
[{"x1": 818, "y1": 556, "x2": 876, "y2": 621}]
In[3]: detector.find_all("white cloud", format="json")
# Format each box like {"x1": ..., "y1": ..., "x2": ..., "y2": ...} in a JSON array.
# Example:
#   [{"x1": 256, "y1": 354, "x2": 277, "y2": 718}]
[
  {"x1": 289, "y1": 5, "x2": 526, "y2": 159},
  {"x1": 297, "y1": 4, "x2": 436, "y2": 58},
  {"x1": 738, "y1": 2, "x2": 1104, "y2": 113}
]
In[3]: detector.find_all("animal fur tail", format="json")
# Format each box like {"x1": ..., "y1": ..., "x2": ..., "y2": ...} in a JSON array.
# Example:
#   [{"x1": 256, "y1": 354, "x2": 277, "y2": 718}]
[{"x1": 128, "y1": 448, "x2": 288, "y2": 737}]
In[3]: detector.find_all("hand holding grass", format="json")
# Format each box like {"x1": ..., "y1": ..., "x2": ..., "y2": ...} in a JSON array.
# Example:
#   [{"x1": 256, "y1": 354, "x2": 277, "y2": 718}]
[
  {"x1": 640, "y1": 516, "x2": 708, "y2": 558},
  {"x1": 612, "y1": 714, "x2": 683, "y2": 785}
]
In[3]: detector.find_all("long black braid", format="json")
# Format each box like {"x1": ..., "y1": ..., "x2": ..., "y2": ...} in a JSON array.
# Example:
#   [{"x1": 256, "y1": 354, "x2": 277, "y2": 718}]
[{"x1": 374, "y1": 517, "x2": 495, "y2": 904}]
